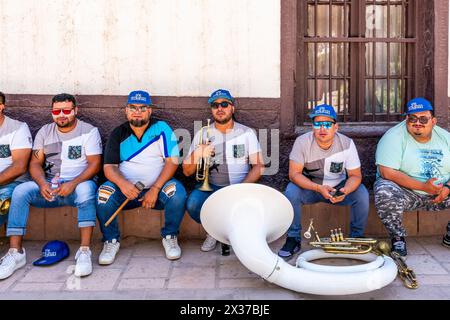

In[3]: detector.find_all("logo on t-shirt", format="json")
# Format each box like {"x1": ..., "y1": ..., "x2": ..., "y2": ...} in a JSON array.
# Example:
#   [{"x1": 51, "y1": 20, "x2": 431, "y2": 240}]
[
  {"x1": 0, "y1": 145, "x2": 11, "y2": 158},
  {"x1": 233, "y1": 144, "x2": 245, "y2": 158},
  {"x1": 68, "y1": 146, "x2": 82, "y2": 160},
  {"x1": 330, "y1": 162, "x2": 343, "y2": 173}
]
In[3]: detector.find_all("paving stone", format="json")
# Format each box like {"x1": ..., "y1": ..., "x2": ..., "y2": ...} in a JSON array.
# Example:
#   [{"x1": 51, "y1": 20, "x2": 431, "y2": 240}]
[
  {"x1": 168, "y1": 267, "x2": 215, "y2": 289},
  {"x1": 219, "y1": 259, "x2": 259, "y2": 279},
  {"x1": 219, "y1": 278, "x2": 266, "y2": 289},
  {"x1": 64, "y1": 269, "x2": 122, "y2": 291},
  {"x1": 421, "y1": 244, "x2": 450, "y2": 263},
  {"x1": 0, "y1": 268, "x2": 27, "y2": 292},
  {"x1": 20, "y1": 261, "x2": 75, "y2": 283},
  {"x1": 403, "y1": 255, "x2": 448, "y2": 275},
  {"x1": 132, "y1": 242, "x2": 165, "y2": 257},
  {"x1": 172, "y1": 249, "x2": 217, "y2": 267},
  {"x1": 122, "y1": 257, "x2": 171, "y2": 278},
  {"x1": 117, "y1": 278, "x2": 166, "y2": 290},
  {"x1": 12, "y1": 282, "x2": 63, "y2": 292},
  {"x1": 418, "y1": 275, "x2": 450, "y2": 286},
  {"x1": 405, "y1": 238, "x2": 428, "y2": 255}
]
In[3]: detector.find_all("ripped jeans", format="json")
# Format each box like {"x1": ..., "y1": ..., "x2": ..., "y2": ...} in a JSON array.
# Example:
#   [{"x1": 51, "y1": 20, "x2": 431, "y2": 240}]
[{"x1": 96, "y1": 179, "x2": 187, "y2": 242}]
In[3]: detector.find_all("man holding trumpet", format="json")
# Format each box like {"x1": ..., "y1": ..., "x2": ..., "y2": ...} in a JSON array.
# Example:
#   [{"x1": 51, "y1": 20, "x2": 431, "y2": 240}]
[
  {"x1": 96, "y1": 90, "x2": 187, "y2": 263},
  {"x1": 182, "y1": 89, "x2": 265, "y2": 253}
]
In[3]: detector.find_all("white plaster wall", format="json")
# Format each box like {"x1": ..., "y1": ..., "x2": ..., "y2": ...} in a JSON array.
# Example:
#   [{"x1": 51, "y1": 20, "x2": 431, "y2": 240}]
[{"x1": 0, "y1": 0, "x2": 280, "y2": 98}]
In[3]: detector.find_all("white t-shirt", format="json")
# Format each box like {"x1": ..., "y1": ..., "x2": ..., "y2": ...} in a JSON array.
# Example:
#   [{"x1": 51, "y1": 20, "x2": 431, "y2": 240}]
[
  {"x1": 33, "y1": 120, "x2": 102, "y2": 181},
  {"x1": 188, "y1": 122, "x2": 262, "y2": 186},
  {"x1": 289, "y1": 132, "x2": 361, "y2": 187},
  {"x1": 0, "y1": 116, "x2": 33, "y2": 182}
]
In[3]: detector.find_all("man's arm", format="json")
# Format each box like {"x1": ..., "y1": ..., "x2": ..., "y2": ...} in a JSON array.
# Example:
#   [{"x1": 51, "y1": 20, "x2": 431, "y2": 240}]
[
  {"x1": 140, "y1": 157, "x2": 179, "y2": 209},
  {"x1": 29, "y1": 149, "x2": 53, "y2": 201},
  {"x1": 242, "y1": 152, "x2": 265, "y2": 183},
  {"x1": 104, "y1": 164, "x2": 141, "y2": 200},
  {"x1": 56, "y1": 154, "x2": 101, "y2": 197},
  {"x1": 288, "y1": 160, "x2": 334, "y2": 200},
  {"x1": 0, "y1": 148, "x2": 31, "y2": 185},
  {"x1": 378, "y1": 165, "x2": 442, "y2": 195},
  {"x1": 182, "y1": 144, "x2": 214, "y2": 177}
]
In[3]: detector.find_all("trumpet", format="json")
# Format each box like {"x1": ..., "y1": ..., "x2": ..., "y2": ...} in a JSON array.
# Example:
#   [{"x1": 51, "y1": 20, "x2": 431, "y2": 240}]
[
  {"x1": 374, "y1": 241, "x2": 418, "y2": 289},
  {"x1": 196, "y1": 119, "x2": 213, "y2": 191},
  {"x1": 306, "y1": 220, "x2": 378, "y2": 254},
  {"x1": 0, "y1": 198, "x2": 10, "y2": 216}
]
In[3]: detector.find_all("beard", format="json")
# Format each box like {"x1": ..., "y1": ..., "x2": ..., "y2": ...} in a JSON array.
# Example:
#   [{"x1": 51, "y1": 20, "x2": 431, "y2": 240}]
[
  {"x1": 55, "y1": 117, "x2": 76, "y2": 128},
  {"x1": 213, "y1": 113, "x2": 233, "y2": 125},
  {"x1": 129, "y1": 118, "x2": 150, "y2": 127}
]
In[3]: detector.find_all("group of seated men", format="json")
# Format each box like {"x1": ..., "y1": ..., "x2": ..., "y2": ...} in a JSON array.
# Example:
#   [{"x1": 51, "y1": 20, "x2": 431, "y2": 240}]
[{"x1": 0, "y1": 89, "x2": 448, "y2": 280}]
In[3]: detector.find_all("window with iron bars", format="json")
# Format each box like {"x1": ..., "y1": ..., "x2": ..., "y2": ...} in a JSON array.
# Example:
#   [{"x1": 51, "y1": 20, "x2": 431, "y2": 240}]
[{"x1": 297, "y1": 0, "x2": 417, "y2": 124}]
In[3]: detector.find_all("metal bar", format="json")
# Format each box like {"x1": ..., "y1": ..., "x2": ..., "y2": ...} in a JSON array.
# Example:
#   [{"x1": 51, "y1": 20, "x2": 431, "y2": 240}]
[
  {"x1": 314, "y1": 0, "x2": 318, "y2": 107},
  {"x1": 329, "y1": 0, "x2": 332, "y2": 105},
  {"x1": 372, "y1": 5, "x2": 376, "y2": 122},
  {"x1": 387, "y1": 0, "x2": 391, "y2": 120}
]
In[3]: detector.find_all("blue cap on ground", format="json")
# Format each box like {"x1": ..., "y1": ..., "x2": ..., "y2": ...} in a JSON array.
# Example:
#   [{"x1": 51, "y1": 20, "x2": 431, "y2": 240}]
[
  {"x1": 207, "y1": 89, "x2": 235, "y2": 104},
  {"x1": 33, "y1": 240, "x2": 70, "y2": 266},
  {"x1": 404, "y1": 97, "x2": 433, "y2": 115},
  {"x1": 308, "y1": 104, "x2": 337, "y2": 121}
]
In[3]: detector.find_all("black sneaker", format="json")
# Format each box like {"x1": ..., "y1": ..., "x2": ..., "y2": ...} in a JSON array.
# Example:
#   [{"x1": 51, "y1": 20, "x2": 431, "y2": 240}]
[
  {"x1": 442, "y1": 235, "x2": 450, "y2": 248},
  {"x1": 277, "y1": 237, "x2": 301, "y2": 259},
  {"x1": 221, "y1": 243, "x2": 230, "y2": 256},
  {"x1": 391, "y1": 236, "x2": 407, "y2": 256}
]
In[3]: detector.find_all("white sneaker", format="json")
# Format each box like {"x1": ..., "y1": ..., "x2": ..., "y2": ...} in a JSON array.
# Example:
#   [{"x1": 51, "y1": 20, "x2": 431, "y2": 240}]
[
  {"x1": 0, "y1": 248, "x2": 26, "y2": 280},
  {"x1": 74, "y1": 247, "x2": 92, "y2": 277},
  {"x1": 201, "y1": 234, "x2": 217, "y2": 252},
  {"x1": 162, "y1": 235, "x2": 181, "y2": 260},
  {"x1": 98, "y1": 239, "x2": 120, "y2": 265}
]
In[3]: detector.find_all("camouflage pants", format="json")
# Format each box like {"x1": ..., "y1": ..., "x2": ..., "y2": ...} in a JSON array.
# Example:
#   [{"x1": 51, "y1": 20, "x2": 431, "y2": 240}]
[{"x1": 374, "y1": 178, "x2": 450, "y2": 237}]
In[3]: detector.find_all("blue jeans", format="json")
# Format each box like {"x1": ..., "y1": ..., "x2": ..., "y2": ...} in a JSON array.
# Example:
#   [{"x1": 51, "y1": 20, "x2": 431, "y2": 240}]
[
  {"x1": 6, "y1": 180, "x2": 98, "y2": 236},
  {"x1": 186, "y1": 184, "x2": 223, "y2": 224},
  {"x1": 96, "y1": 179, "x2": 187, "y2": 242},
  {"x1": 284, "y1": 182, "x2": 369, "y2": 240},
  {"x1": 0, "y1": 181, "x2": 22, "y2": 227}
]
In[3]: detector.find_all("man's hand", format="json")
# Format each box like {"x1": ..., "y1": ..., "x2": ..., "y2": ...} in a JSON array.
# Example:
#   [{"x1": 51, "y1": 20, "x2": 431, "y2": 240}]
[
  {"x1": 56, "y1": 181, "x2": 77, "y2": 197},
  {"x1": 139, "y1": 186, "x2": 160, "y2": 209},
  {"x1": 39, "y1": 183, "x2": 55, "y2": 202},
  {"x1": 195, "y1": 143, "x2": 215, "y2": 159},
  {"x1": 119, "y1": 181, "x2": 142, "y2": 200},
  {"x1": 316, "y1": 185, "x2": 335, "y2": 200},
  {"x1": 432, "y1": 186, "x2": 450, "y2": 204},
  {"x1": 330, "y1": 187, "x2": 347, "y2": 204},
  {"x1": 423, "y1": 178, "x2": 443, "y2": 195}
]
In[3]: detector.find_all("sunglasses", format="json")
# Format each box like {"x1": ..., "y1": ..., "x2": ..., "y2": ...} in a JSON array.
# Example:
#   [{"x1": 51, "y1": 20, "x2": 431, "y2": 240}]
[
  {"x1": 312, "y1": 121, "x2": 335, "y2": 130},
  {"x1": 127, "y1": 105, "x2": 150, "y2": 113},
  {"x1": 51, "y1": 108, "x2": 74, "y2": 116},
  {"x1": 407, "y1": 115, "x2": 432, "y2": 125},
  {"x1": 210, "y1": 101, "x2": 232, "y2": 110}
]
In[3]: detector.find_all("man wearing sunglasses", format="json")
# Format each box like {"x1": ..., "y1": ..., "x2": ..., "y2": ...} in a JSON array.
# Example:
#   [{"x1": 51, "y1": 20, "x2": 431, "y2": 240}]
[
  {"x1": 96, "y1": 90, "x2": 187, "y2": 263},
  {"x1": 375, "y1": 97, "x2": 450, "y2": 256},
  {"x1": 182, "y1": 89, "x2": 265, "y2": 253},
  {"x1": 0, "y1": 93, "x2": 102, "y2": 280},
  {"x1": 0, "y1": 92, "x2": 33, "y2": 228},
  {"x1": 278, "y1": 104, "x2": 369, "y2": 259}
]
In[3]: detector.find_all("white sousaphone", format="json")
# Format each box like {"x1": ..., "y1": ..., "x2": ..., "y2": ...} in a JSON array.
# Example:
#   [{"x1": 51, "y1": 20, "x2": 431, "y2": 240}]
[{"x1": 200, "y1": 183, "x2": 397, "y2": 295}]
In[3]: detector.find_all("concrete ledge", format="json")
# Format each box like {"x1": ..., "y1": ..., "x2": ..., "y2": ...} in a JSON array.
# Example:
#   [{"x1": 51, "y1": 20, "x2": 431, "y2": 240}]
[{"x1": 0, "y1": 204, "x2": 448, "y2": 240}]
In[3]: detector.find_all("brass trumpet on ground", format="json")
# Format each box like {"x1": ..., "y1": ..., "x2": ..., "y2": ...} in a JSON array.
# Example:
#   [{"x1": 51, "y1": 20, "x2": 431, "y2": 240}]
[
  {"x1": 374, "y1": 241, "x2": 418, "y2": 289},
  {"x1": 305, "y1": 219, "x2": 377, "y2": 254},
  {"x1": 196, "y1": 119, "x2": 213, "y2": 191},
  {"x1": 0, "y1": 198, "x2": 10, "y2": 215}
]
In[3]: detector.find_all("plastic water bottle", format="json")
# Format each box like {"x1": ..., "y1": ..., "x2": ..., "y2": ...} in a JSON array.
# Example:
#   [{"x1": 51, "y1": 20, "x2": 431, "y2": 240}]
[{"x1": 49, "y1": 173, "x2": 61, "y2": 202}]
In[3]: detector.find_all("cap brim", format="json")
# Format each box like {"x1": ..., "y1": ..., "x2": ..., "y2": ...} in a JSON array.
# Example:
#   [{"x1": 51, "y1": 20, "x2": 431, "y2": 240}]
[
  {"x1": 33, "y1": 253, "x2": 69, "y2": 266},
  {"x1": 207, "y1": 96, "x2": 234, "y2": 104}
]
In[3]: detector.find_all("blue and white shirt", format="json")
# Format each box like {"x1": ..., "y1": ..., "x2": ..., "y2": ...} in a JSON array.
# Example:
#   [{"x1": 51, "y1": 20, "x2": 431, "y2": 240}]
[{"x1": 104, "y1": 120, "x2": 179, "y2": 188}]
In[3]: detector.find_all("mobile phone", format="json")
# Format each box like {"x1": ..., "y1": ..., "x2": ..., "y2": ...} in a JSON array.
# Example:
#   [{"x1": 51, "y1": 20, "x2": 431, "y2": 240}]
[{"x1": 332, "y1": 190, "x2": 345, "y2": 198}]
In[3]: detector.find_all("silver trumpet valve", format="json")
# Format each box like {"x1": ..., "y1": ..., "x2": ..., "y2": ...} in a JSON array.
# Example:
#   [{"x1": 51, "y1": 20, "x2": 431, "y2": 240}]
[{"x1": 303, "y1": 219, "x2": 314, "y2": 239}]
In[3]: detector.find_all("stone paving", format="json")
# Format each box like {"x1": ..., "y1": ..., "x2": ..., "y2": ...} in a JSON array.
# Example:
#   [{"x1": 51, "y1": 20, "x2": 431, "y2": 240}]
[{"x1": 0, "y1": 236, "x2": 449, "y2": 300}]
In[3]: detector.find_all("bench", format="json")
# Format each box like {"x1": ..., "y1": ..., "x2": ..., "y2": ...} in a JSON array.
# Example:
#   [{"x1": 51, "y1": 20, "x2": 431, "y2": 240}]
[{"x1": 1, "y1": 204, "x2": 449, "y2": 240}]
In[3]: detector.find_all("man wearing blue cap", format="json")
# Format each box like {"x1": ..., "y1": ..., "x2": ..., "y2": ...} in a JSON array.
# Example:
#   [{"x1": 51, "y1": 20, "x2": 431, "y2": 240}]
[
  {"x1": 182, "y1": 89, "x2": 265, "y2": 253},
  {"x1": 375, "y1": 97, "x2": 450, "y2": 256},
  {"x1": 278, "y1": 104, "x2": 369, "y2": 259},
  {"x1": 96, "y1": 90, "x2": 187, "y2": 263}
]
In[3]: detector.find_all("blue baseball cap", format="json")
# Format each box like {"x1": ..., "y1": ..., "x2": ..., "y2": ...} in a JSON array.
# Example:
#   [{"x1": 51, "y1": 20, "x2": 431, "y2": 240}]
[
  {"x1": 127, "y1": 90, "x2": 155, "y2": 106},
  {"x1": 33, "y1": 240, "x2": 70, "y2": 266},
  {"x1": 404, "y1": 97, "x2": 433, "y2": 115},
  {"x1": 309, "y1": 104, "x2": 337, "y2": 121},
  {"x1": 208, "y1": 89, "x2": 235, "y2": 104}
]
